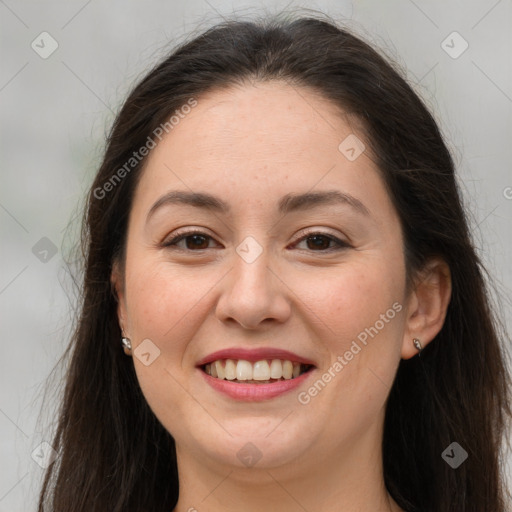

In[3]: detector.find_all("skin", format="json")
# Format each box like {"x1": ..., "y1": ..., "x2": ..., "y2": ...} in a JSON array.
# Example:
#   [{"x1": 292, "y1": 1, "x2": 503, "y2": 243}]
[{"x1": 112, "y1": 81, "x2": 451, "y2": 512}]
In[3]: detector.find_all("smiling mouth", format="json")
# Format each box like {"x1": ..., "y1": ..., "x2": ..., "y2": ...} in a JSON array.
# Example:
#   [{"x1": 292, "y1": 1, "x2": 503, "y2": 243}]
[{"x1": 202, "y1": 359, "x2": 314, "y2": 383}]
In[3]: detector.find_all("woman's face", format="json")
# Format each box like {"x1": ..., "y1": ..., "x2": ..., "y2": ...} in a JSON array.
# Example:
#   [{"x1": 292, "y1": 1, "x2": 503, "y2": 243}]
[{"x1": 114, "y1": 81, "x2": 412, "y2": 473}]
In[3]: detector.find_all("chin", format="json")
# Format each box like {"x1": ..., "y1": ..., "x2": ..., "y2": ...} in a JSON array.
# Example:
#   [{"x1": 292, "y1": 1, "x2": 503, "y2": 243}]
[{"x1": 185, "y1": 415, "x2": 314, "y2": 470}]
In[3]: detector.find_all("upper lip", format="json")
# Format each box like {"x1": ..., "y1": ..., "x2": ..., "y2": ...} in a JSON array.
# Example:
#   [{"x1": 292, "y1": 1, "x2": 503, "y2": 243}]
[{"x1": 196, "y1": 347, "x2": 317, "y2": 367}]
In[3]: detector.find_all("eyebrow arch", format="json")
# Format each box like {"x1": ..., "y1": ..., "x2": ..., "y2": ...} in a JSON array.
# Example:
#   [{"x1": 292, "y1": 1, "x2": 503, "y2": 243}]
[{"x1": 146, "y1": 189, "x2": 370, "y2": 223}]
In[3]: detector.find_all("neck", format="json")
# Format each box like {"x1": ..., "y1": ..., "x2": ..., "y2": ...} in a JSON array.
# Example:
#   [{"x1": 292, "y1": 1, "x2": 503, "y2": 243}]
[{"x1": 172, "y1": 416, "x2": 403, "y2": 512}]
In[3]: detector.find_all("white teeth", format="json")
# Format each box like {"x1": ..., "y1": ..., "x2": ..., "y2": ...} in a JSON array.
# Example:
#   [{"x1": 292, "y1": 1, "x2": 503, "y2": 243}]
[
  {"x1": 269, "y1": 359, "x2": 283, "y2": 379},
  {"x1": 253, "y1": 360, "x2": 270, "y2": 380},
  {"x1": 224, "y1": 359, "x2": 237, "y2": 380},
  {"x1": 204, "y1": 358, "x2": 311, "y2": 382},
  {"x1": 215, "y1": 360, "x2": 225, "y2": 379},
  {"x1": 282, "y1": 360, "x2": 293, "y2": 379},
  {"x1": 236, "y1": 360, "x2": 253, "y2": 380}
]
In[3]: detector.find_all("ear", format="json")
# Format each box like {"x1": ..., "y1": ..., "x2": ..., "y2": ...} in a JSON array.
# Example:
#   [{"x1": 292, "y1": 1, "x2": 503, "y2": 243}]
[
  {"x1": 111, "y1": 259, "x2": 129, "y2": 337},
  {"x1": 401, "y1": 257, "x2": 452, "y2": 359}
]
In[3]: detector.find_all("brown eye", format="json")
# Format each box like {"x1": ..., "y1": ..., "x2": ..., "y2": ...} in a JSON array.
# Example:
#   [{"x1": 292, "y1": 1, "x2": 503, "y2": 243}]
[
  {"x1": 293, "y1": 232, "x2": 350, "y2": 252},
  {"x1": 183, "y1": 234, "x2": 211, "y2": 250},
  {"x1": 305, "y1": 234, "x2": 331, "y2": 250},
  {"x1": 162, "y1": 230, "x2": 350, "y2": 253},
  {"x1": 163, "y1": 231, "x2": 217, "y2": 250}
]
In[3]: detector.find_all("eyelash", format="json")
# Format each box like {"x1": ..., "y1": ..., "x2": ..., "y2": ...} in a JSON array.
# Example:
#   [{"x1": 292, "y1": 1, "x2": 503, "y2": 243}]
[{"x1": 161, "y1": 229, "x2": 351, "y2": 253}]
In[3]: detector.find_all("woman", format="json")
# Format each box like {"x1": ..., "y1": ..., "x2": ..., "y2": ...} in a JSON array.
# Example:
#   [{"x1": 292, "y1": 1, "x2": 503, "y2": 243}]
[{"x1": 37, "y1": 12, "x2": 512, "y2": 512}]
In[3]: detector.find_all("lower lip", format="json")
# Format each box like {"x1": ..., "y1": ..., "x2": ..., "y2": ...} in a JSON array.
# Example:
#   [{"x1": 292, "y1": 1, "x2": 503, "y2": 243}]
[{"x1": 199, "y1": 368, "x2": 315, "y2": 401}]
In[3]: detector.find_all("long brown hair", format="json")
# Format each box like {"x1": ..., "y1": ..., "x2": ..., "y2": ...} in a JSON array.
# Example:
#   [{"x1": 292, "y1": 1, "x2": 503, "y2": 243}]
[{"x1": 37, "y1": 11, "x2": 512, "y2": 512}]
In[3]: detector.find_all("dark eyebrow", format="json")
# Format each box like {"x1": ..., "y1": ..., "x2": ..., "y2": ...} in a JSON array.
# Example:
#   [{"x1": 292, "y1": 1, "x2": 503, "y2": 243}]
[
  {"x1": 146, "y1": 189, "x2": 370, "y2": 223},
  {"x1": 146, "y1": 191, "x2": 231, "y2": 222},
  {"x1": 278, "y1": 190, "x2": 370, "y2": 216}
]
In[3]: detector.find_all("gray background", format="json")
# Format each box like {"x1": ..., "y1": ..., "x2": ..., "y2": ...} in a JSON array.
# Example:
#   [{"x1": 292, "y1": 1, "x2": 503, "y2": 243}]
[{"x1": 1, "y1": 0, "x2": 511, "y2": 510}]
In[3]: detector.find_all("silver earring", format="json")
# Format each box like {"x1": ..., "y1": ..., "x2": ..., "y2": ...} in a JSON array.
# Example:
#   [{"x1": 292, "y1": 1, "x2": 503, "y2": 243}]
[
  {"x1": 121, "y1": 337, "x2": 132, "y2": 354},
  {"x1": 413, "y1": 338, "x2": 422, "y2": 356}
]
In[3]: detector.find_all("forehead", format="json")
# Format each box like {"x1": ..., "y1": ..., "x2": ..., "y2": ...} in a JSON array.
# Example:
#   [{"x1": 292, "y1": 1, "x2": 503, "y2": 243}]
[
  {"x1": 166, "y1": 81, "x2": 360, "y2": 162},
  {"x1": 132, "y1": 81, "x2": 393, "y2": 223}
]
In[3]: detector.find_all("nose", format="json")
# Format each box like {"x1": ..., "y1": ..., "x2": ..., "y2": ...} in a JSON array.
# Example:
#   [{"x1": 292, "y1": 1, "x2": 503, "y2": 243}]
[{"x1": 215, "y1": 247, "x2": 291, "y2": 330}]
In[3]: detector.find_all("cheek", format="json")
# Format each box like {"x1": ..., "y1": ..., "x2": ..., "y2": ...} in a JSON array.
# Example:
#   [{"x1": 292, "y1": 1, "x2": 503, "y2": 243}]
[
  {"x1": 301, "y1": 258, "x2": 404, "y2": 346},
  {"x1": 126, "y1": 251, "x2": 192, "y2": 328},
  {"x1": 295, "y1": 255, "x2": 405, "y2": 402},
  {"x1": 293, "y1": 260, "x2": 405, "y2": 425},
  {"x1": 124, "y1": 258, "x2": 221, "y2": 362},
  {"x1": 124, "y1": 260, "x2": 209, "y2": 433}
]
